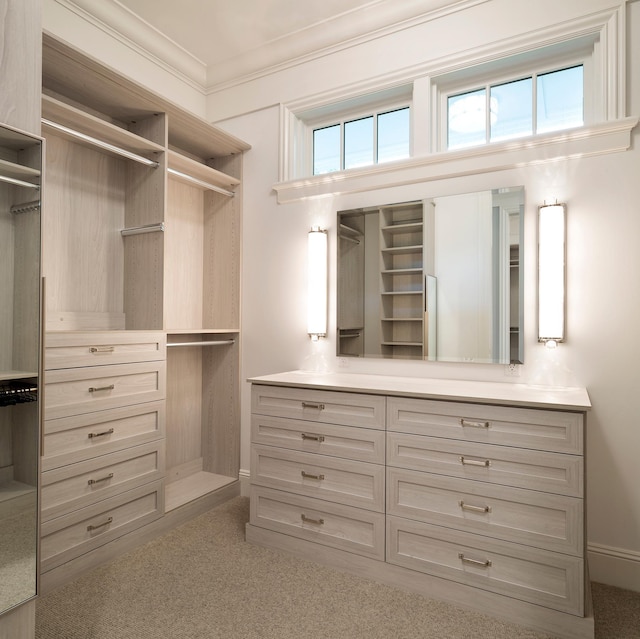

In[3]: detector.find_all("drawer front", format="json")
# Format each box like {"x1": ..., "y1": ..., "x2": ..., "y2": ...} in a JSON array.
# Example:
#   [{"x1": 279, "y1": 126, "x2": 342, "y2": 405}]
[
  {"x1": 388, "y1": 397, "x2": 583, "y2": 454},
  {"x1": 387, "y1": 516, "x2": 583, "y2": 615},
  {"x1": 45, "y1": 361, "x2": 166, "y2": 420},
  {"x1": 252, "y1": 384, "x2": 385, "y2": 429},
  {"x1": 387, "y1": 433, "x2": 583, "y2": 497},
  {"x1": 250, "y1": 486, "x2": 385, "y2": 560},
  {"x1": 45, "y1": 331, "x2": 166, "y2": 370},
  {"x1": 387, "y1": 468, "x2": 583, "y2": 556},
  {"x1": 41, "y1": 480, "x2": 164, "y2": 572},
  {"x1": 251, "y1": 415, "x2": 385, "y2": 464},
  {"x1": 41, "y1": 441, "x2": 165, "y2": 521},
  {"x1": 42, "y1": 401, "x2": 165, "y2": 470},
  {"x1": 251, "y1": 445, "x2": 385, "y2": 512}
]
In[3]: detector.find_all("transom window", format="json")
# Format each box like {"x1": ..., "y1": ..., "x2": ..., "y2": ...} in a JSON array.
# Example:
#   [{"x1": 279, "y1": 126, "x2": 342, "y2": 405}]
[
  {"x1": 313, "y1": 106, "x2": 410, "y2": 175},
  {"x1": 446, "y1": 65, "x2": 584, "y2": 149}
]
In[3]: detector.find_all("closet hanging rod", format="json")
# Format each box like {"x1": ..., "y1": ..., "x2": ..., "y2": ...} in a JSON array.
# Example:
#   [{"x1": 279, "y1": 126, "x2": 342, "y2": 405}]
[
  {"x1": 0, "y1": 174, "x2": 40, "y2": 190},
  {"x1": 339, "y1": 234, "x2": 360, "y2": 244},
  {"x1": 167, "y1": 339, "x2": 235, "y2": 348},
  {"x1": 41, "y1": 118, "x2": 160, "y2": 168},
  {"x1": 121, "y1": 222, "x2": 165, "y2": 237},
  {"x1": 167, "y1": 168, "x2": 235, "y2": 197},
  {"x1": 10, "y1": 200, "x2": 41, "y2": 214}
]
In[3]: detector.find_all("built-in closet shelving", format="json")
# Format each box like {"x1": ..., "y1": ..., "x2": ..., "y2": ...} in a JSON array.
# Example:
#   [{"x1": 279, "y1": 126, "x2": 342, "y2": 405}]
[
  {"x1": 39, "y1": 34, "x2": 250, "y2": 589},
  {"x1": 379, "y1": 202, "x2": 424, "y2": 359}
]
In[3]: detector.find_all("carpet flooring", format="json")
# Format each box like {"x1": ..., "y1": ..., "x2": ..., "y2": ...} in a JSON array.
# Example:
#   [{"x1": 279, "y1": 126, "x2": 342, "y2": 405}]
[{"x1": 35, "y1": 496, "x2": 640, "y2": 638}]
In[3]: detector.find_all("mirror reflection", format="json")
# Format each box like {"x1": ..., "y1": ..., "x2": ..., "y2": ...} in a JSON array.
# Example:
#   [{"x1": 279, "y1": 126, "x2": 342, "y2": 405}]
[
  {"x1": 0, "y1": 124, "x2": 41, "y2": 612},
  {"x1": 337, "y1": 187, "x2": 524, "y2": 363}
]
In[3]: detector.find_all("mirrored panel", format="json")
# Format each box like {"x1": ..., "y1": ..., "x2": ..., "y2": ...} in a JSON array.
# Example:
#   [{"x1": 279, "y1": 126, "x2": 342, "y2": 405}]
[
  {"x1": 337, "y1": 187, "x2": 524, "y2": 363},
  {"x1": 0, "y1": 124, "x2": 41, "y2": 612}
]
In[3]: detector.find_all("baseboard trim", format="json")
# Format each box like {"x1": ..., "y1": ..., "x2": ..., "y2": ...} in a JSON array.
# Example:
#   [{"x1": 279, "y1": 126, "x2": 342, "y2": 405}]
[{"x1": 588, "y1": 543, "x2": 640, "y2": 592}]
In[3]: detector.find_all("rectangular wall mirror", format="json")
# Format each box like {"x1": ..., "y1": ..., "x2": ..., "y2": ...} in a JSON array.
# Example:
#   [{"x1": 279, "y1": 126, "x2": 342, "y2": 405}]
[
  {"x1": 0, "y1": 123, "x2": 42, "y2": 613},
  {"x1": 337, "y1": 186, "x2": 524, "y2": 364}
]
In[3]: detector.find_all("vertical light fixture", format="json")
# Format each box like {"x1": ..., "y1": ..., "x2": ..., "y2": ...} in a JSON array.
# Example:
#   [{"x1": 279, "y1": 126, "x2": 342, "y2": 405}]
[
  {"x1": 308, "y1": 226, "x2": 328, "y2": 341},
  {"x1": 538, "y1": 202, "x2": 566, "y2": 347}
]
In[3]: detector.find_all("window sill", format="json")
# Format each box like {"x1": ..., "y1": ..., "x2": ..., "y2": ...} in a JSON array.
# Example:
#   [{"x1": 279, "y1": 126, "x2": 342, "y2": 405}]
[{"x1": 273, "y1": 117, "x2": 638, "y2": 204}]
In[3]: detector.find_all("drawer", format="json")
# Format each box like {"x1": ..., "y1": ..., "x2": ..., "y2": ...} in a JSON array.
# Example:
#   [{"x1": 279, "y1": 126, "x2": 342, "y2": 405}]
[
  {"x1": 45, "y1": 331, "x2": 166, "y2": 370},
  {"x1": 387, "y1": 468, "x2": 583, "y2": 556},
  {"x1": 45, "y1": 361, "x2": 166, "y2": 420},
  {"x1": 387, "y1": 397, "x2": 583, "y2": 454},
  {"x1": 387, "y1": 516, "x2": 583, "y2": 615},
  {"x1": 252, "y1": 384, "x2": 385, "y2": 429},
  {"x1": 42, "y1": 401, "x2": 165, "y2": 470},
  {"x1": 250, "y1": 485, "x2": 385, "y2": 560},
  {"x1": 251, "y1": 445, "x2": 385, "y2": 512},
  {"x1": 387, "y1": 432, "x2": 583, "y2": 497},
  {"x1": 251, "y1": 415, "x2": 385, "y2": 464},
  {"x1": 41, "y1": 480, "x2": 164, "y2": 572},
  {"x1": 41, "y1": 441, "x2": 165, "y2": 521}
]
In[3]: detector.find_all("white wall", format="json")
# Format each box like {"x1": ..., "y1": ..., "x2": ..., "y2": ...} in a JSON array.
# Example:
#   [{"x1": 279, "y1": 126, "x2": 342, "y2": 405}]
[{"x1": 44, "y1": 0, "x2": 640, "y2": 592}]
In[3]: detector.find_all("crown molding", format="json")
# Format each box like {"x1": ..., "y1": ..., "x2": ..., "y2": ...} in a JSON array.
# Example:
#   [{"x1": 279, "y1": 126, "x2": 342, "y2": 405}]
[{"x1": 51, "y1": 0, "x2": 207, "y2": 90}]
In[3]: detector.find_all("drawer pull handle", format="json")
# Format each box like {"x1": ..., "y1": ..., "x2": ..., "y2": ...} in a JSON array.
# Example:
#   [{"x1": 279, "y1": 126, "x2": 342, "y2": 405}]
[
  {"x1": 88, "y1": 473, "x2": 114, "y2": 486},
  {"x1": 459, "y1": 456, "x2": 491, "y2": 468},
  {"x1": 301, "y1": 433, "x2": 325, "y2": 443},
  {"x1": 87, "y1": 516, "x2": 113, "y2": 532},
  {"x1": 89, "y1": 384, "x2": 115, "y2": 393},
  {"x1": 89, "y1": 346, "x2": 114, "y2": 353},
  {"x1": 459, "y1": 418, "x2": 489, "y2": 429},
  {"x1": 302, "y1": 402, "x2": 325, "y2": 410},
  {"x1": 458, "y1": 553, "x2": 492, "y2": 568},
  {"x1": 301, "y1": 514, "x2": 324, "y2": 526},
  {"x1": 88, "y1": 428, "x2": 114, "y2": 440},
  {"x1": 301, "y1": 471, "x2": 325, "y2": 481},
  {"x1": 459, "y1": 500, "x2": 491, "y2": 514}
]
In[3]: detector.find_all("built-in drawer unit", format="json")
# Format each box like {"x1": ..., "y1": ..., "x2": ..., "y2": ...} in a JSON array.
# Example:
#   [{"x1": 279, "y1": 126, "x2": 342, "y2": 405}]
[
  {"x1": 251, "y1": 485, "x2": 385, "y2": 560},
  {"x1": 45, "y1": 331, "x2": 167, "y2": 370},
  {"x1": 387, "y1": 515, "x2": 584, "y2": 615},
  {"x1": 41, "y1": 441, "x2": 165, "y2": 521},
  {"x1": 41, "y1": 480, "x2": 164, "y2": 572}
]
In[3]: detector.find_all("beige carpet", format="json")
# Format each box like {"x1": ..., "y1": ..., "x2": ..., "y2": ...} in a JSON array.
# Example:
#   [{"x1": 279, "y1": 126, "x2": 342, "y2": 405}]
[{"x1": 36, "y1": 497, "x2": 640, "y2": 639}]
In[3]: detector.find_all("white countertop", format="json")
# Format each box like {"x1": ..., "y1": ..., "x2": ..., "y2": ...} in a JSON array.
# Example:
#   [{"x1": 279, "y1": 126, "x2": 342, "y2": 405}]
[{"x1": 248, "y1": 370, "x2": 591, "y2": 411}]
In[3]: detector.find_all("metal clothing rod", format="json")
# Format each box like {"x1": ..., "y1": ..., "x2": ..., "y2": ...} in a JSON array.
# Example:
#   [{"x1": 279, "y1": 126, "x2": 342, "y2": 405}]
[
  {"x1": 339, "y1": 234, "x2": 360, "y2": 244},
  {"x1": 0, "y1": 174, "x2": 40, "y2": 190},
  {"x1": 10, "y1": 200, "x2": 41, "y2": 214},
  {"x1": 167, "y1": 168, "x2": 235, "y2": 197},
  {"x1": 167, "y1": 339, "x2": 235, "y2": 348},
  {"x1": 41, "y1": 118, "x2": 159, "y2": 168},
  {"x1": 121, "y1": 222, "x2": 165, "y2": 237}
]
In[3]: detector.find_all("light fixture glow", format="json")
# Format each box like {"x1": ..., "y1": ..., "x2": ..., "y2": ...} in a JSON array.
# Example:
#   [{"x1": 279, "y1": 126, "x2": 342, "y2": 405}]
[
  {"x1": 308, "y1": 227, "x2": 328, "y2": 340},
  {"x1": 538, "y1": 203, "x2": 566, "y2": 345}
]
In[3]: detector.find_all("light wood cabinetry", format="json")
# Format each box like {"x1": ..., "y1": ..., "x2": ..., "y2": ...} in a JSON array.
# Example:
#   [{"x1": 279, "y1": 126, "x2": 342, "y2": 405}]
[
  {"x1": 39, "y1": 34, "x2": 249, "y2": 589},
  {"x1": 247, "y1": 372, "x2": 593, "y2": 639}
]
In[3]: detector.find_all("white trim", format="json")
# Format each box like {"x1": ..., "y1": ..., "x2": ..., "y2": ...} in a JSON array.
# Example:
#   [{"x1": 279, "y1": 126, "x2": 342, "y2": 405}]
[
  {"x1": 273, "y1": 117, "x2": 638, "y2": 204},
  {"x1": 588, "y1": 542, "x2": 640, "y2": 592}
]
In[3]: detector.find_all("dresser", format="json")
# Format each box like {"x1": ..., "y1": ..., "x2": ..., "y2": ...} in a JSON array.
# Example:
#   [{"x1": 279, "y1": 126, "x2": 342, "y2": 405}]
[{"x1": 247, "y1": 371, "x2": 593, "y2": 639}]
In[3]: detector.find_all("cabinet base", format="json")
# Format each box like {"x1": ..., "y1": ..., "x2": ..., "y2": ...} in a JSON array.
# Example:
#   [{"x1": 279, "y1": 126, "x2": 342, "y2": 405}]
[{"x1": 245, "y1": 523, "x2": 595, "y2": 639}]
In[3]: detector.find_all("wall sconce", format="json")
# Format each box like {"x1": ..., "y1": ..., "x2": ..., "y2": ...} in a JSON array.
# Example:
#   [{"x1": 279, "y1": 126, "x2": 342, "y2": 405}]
[
  {"x1": 538, "y1": 202, "x2": 566, "y2": 347},
  {"x1": 308, "y1": 227, "x2": 328, "y2": 341}
]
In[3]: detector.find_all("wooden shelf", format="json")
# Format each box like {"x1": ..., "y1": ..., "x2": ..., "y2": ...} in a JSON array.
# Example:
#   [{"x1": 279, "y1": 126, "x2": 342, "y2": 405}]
[
  {"x1": 164, "y1": 471, "x2": 237, "y2": 512},
  {"x1": 0, "y1": 158, "x2": 40, "y2": 183},
  {"x1": 0, "y1": 370, "x2": 37, "y2": 381},
  {"x1": 167, "y1": 150, "x2": 240, "y2": 192}
]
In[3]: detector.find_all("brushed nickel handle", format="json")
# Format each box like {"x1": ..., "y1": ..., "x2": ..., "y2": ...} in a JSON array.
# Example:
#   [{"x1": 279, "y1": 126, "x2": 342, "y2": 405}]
[
  {"x1": 301, "y1": 401, "x2": 325, "y2": 410},
  {"x1": 89, "y1": 384, "x2": 115, "y2": 393},
  {"x1": 458, "y1": 553, "x2": 492, "y2": 568},
  {"x1": 301, "y1": 514, "x2": 324, "y2": 525},
  {"x1": 459, "y1": 418, "x2": 489, "y2": 429},
  {"x1": 460, "y1": 456, "x2": 491, "y2": 467},
  {"x1": 88, "y1": 473, "x2": 114, "y2": 486},
  {"x1": 301, "y1": 433, "x2": 325, "y2": 443},
  {"x1": 459, "y1": 500, "x2": 491, "y2": 514},
  {"x1": 88, "y1": 428, "x2": 114, "y2": 439},
  {"x1": 89, "y1": 346, "x2": 114, "y2": 353},
  {"x1": 301, "y1": 471, "x2": 325, "y2": 481},
  {"x1": 87, "y1": 517, "x2": 113, "y2": 532}
]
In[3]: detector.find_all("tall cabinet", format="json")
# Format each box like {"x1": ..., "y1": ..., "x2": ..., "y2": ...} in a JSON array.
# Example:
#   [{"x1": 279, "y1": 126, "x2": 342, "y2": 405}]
[{"x1": 39, "y1": 34, "x2": 249, "y2": 590}]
